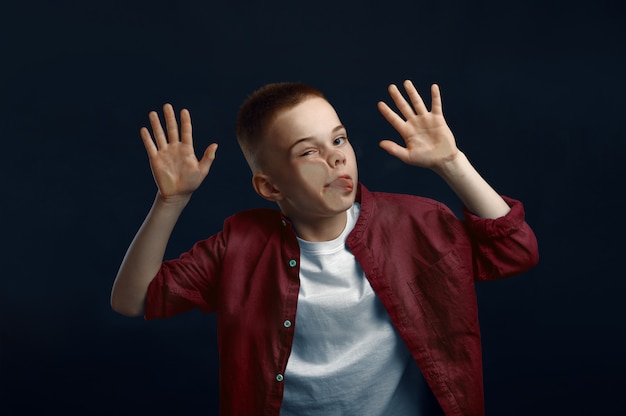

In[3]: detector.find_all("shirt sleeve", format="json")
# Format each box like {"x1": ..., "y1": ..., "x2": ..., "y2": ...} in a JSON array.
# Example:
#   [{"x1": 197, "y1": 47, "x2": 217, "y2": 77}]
[
  {"x1": 144, "y1": 231, "x2": 226, "y2": 320},
  {"x1": 461, "y1": 196, "x2": 539, "y2": 281}
]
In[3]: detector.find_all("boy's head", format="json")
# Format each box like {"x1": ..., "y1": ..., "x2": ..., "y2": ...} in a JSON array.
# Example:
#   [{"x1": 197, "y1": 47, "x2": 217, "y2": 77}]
[
  {"x1": 235, "y1": 82, "x2": 358, "y2": 228},
  {"x1": 236, "y1": 82, "x2": 326, "y2": 173}
]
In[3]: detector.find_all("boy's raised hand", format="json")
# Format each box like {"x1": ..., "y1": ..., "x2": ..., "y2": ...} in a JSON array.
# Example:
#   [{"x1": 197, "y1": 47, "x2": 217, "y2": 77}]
[
  {"x1": 140, "y1": 104, "x2": 218, "y2": 201},
  {"x1": 378, "y1": 81, "x2": 458, "y2": 170}
]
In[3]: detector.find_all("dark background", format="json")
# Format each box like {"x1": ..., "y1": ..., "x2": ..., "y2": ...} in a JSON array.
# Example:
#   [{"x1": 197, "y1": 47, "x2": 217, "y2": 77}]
[{"x1": 2, "y1": 0, "x2": 624, "y2": 414}]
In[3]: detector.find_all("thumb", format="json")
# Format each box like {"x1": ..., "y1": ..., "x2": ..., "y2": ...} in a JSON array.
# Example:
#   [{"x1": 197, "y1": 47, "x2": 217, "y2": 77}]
[
  {"x1": 198, "y1": 143, "x2": 218, "y2": 176},
  {"x1": 379, "y1": 140, "x2": 409, "y2": 164}
]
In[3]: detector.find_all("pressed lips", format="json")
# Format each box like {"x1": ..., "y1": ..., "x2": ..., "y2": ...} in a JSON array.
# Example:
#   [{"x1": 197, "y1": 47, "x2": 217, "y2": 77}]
[{"x1": 326, "y1": 175, "x2": 354, "y2": 192}]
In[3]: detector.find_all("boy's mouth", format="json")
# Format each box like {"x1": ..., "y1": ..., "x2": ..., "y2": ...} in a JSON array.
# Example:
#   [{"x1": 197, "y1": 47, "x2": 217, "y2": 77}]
[{"x1": 326, "y1": 176, "x2": 354, "y2": 192}]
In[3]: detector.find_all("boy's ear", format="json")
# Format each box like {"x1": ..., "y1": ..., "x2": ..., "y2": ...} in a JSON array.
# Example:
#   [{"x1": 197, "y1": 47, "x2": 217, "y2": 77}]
[{"x1": 252, "y1": 173, "x2": 283, "y2": 202}]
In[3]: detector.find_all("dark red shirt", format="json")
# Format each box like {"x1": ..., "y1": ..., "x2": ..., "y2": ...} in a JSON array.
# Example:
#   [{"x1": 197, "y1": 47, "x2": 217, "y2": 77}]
[{"x1": 145, "y1": 184, "x2": 538, "y2": 416}]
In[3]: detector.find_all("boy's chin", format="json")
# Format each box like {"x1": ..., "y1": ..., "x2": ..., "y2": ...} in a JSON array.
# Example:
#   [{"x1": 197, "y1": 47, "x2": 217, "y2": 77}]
[{"x1": 334, "y1": 194, "x2": 357, "y2": 212}]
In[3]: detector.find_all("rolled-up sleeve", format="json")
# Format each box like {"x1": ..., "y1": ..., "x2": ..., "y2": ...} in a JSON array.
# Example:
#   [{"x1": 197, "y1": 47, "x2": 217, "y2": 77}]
[
  {"x1": 144, "y1": 232, "x2": 225, "y2": 320},
  {"x1": 462, "y1": 196, "x2": 539, "y2": 281}
]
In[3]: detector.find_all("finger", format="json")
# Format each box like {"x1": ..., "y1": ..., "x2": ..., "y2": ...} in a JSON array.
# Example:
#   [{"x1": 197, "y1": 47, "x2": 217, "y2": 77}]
[
  {"x1": 163, "y1": 103, "x2": 180, "y2": 143},
  {"x1": 377, "y1": 101, "x2": 408, "y2": 134},
  {"x1": 198, "y1": 143, "x2": 219, "y2": 177},
  {"x1": 403, "y1": 80, "x2": 429, "y2": 115},
  {"x1": 140, "y1": 126, "x2": 158, "y2": 157},
  {"x1": 148, "y1": 110, "x2": 167, "y2": 149},
  {"x1": 387, "y1": 84, "x2": 416, "y2": 120},
  {"x1": 180, "y1": 109, "x2": 193, "y2": 145},
  {"x1": 430, "y1": 84, "x2": 443, "y2": 115},
  {"x1": 379, "y1": 140, "x2": 410, "y2": 164}
]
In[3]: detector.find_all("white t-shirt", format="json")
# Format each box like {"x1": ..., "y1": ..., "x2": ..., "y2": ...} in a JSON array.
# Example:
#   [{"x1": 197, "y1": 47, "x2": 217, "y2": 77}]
[{"x1": 280, "y1": 204, "x2": 425, "y2": 415}]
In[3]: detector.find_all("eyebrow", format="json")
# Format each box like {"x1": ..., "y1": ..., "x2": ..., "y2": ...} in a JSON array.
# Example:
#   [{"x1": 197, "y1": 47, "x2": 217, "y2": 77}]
[{"x1": 288, "y1": 125, "x2": 347, "y2": 151}]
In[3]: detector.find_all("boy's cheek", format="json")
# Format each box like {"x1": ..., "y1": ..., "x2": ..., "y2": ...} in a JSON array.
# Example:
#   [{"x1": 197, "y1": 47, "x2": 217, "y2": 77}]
[{"x1": 297, "y1": 162, "x2": 328, "y2": 185}]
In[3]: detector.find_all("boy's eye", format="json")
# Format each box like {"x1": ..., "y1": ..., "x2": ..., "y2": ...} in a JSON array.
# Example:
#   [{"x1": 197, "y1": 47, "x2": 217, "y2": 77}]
[{"x1": 297, "y1": 136, "x2": 347, "y2": 157}]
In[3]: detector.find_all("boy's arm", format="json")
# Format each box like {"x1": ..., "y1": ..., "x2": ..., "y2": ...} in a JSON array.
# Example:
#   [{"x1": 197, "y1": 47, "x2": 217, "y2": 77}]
[
  {"x1": 377, "y1": 81, "x2": 510, "y2": 219},
  {"x1": 110, "y1": 104, "x2": 218, "y2": 317}
]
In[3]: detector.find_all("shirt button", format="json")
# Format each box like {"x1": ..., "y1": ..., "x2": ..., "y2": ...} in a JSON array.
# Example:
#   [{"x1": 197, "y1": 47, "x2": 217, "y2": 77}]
[
  {"x1": 283, "y1": 320, "x2": 292, "y2": 328},
  {"x1": 289, "y1": 259, "x2": 297, "y2": 267},
  {"x1": 281, "y1": 220, "x2": 287, "y2": 227},
  {"x1": 276, "y1": 373, "x2": 284, "y2": 382}
]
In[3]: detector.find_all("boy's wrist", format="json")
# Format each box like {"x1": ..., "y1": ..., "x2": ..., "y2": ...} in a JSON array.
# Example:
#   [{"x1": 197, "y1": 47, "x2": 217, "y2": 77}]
[
  {"x1": 431, "y1": 151, "x2": 469, "y2": 181},
  {"x1": 154, "y1": 192, "x2": 192, "y2": 211}
]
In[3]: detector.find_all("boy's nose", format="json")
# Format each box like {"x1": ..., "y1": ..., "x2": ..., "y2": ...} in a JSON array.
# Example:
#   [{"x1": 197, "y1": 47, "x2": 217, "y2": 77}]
[{"x1": 328, "y1": 149, "x2": 346, "y2": 167}]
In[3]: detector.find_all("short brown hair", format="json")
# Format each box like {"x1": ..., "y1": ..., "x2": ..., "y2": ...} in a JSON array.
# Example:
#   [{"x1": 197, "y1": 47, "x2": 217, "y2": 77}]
[{"x1": 236, "y1": 82, "x2": 326, "y2": 172}]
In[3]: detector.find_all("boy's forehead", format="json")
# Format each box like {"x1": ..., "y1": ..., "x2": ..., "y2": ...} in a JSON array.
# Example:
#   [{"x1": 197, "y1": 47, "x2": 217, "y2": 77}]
[{"x1": 268, "y1": 97, "x2": 342, "y2": 139}]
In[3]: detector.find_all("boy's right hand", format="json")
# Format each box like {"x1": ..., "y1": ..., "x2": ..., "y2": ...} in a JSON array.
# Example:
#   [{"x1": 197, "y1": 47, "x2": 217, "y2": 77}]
[{"x1": 140, "y1": 104, "x2": 218, "y2": 203}]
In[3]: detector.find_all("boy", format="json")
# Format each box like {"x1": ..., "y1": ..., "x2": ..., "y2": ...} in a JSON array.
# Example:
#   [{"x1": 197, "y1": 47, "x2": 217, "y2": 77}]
[{"x1": 111, "y1": 80, "x2": 538, "y2": 415}]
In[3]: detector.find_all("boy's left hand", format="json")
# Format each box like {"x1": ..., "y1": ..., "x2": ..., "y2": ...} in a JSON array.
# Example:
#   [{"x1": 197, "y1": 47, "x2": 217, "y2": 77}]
[{"x1": 378, "y1": 81, "x2": 459, "y2": 170}]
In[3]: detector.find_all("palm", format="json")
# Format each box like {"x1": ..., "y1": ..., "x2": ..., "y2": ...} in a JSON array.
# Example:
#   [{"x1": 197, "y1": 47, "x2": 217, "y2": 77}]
[
  {"x1": 140, "y1": 104, "x2": 218, "y2": 199},
  {"x1": 378, "y1": 81, "x2": 458, "y2": 169}
]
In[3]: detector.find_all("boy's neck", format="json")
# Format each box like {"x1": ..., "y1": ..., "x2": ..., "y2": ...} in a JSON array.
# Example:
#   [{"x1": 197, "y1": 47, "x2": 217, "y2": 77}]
[{"x1": 289, "y1": 210, "x2": 349, "y2": 242}]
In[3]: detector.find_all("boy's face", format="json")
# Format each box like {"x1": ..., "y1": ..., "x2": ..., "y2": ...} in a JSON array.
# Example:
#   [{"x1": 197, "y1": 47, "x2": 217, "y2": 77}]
[{"x1": 257, "y1": 97, "x2": 358, "y2": 225}]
